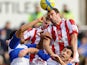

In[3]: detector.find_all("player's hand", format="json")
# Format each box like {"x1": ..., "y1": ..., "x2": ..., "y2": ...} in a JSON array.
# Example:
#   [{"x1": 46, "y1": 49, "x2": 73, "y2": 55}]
[
  {"x1": 19, "y1": 49, "x2": 28, "y2": 57},
  {"x1": 54, "y1": 55, "x2": 61, "y2": 62},
  {"x1": 37, "y1": 17, "x2": 44, "y2": 23},
  {"x1": 50, "y1": 54, "x2": 59, "y2": 60}
]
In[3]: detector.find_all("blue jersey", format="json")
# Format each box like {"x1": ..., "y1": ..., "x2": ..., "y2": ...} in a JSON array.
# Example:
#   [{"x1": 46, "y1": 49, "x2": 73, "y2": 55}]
[
  {"x1": 8, "y1": 34, "x2": 36, "y2": 65},
  {"x1": 37, "y1": 50, "x2": 50, "y2": 61}
]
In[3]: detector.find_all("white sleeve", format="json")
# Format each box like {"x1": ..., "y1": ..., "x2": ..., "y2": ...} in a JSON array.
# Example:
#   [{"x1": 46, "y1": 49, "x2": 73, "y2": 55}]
[
  {"x1": 24, "y1": 28, "x2": 36, "y2": 40},
  {"x1": 67, "y1": 19, "x2": 78, "y2": 34}
]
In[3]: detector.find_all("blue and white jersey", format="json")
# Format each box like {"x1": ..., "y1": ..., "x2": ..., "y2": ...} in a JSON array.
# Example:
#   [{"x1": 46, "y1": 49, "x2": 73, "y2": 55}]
[
  {"x1": 31, "y1": 50, "x2": 50, "y2": 65},
  {"x1": 8, "y1": 34, "x2": 36, "y2": 65}
]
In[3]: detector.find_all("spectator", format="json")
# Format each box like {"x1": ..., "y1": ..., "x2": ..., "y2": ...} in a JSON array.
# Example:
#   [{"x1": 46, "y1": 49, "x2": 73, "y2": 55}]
[
  {"x1": 79, "y1": 57, "x2": 87, "y2": 65},
  {"x1": 0, "y1": 29, "x2": 8, "y2": 51},
  {"x1": 3, "y1": 52, "x2": 10, "y2": 65},
  {"x1": 4, "y1": 22, "x2": 12, "y2": 40},
  {"x1": 78, "y1": 33, "x2": 87, "y2": 57},
  {"x1": 0, "y1": 55, "x2": 4, "y2": 65},
  {"x1": 0, "y1": 41, "x2": 4, "y2": 55},
  {"x1": 61, "y1": 4, "x2": 74, "y2": 19},
  {"x1": 28, "y1": 4, "x2": 43, "y2": 27},
  {"x1": 78, "y1": 32, "x2": 84, "y2": 48}
]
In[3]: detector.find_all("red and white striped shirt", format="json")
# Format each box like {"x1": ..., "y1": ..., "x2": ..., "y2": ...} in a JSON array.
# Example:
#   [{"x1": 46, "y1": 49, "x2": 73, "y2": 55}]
[
  {"x1": 24, "y1": 28, "x2": 41, "y2": 44},
  {"x1": 23, "y1": 27, "x2": 48, "y2": 64},
  {"x1": 44, "y1": 19, "x2": 79, "y2": 62}
]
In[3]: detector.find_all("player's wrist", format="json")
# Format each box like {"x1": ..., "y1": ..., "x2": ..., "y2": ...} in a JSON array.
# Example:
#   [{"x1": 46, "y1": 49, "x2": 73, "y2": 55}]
[{"x1": 35, "y1": 48, "x2": 39, "y2": 53}]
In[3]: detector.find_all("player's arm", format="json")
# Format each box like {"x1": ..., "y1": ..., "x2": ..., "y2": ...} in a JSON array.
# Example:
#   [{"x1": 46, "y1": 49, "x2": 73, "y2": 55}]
[
  {"x1": 70, "y1": 33, "x2": 78, "y2": 60},
  {"x1": 37, "y1": 50, "x2": 50, "y2": 61},
  {"x1": 16, "y1": 17, "x2": 42, "y2": 38},
  {"x1": 19, "y1": 17, "x2": 43, "y2": 32},
  {"x1": 43, "y1": 38, "x2": 54, "y2": 55},
  {"x1": 18, "y1": 48, "x2": 39, "y2": 57},
  {"x1": 68, "y1": 19, "x2": 78, "y2": 61},
  {"x1": 15, "y1": 18, "x2": 43, "y2": 43},
  {"x1": 43, "y1": 32, "x2": 56, "y2": 57}
]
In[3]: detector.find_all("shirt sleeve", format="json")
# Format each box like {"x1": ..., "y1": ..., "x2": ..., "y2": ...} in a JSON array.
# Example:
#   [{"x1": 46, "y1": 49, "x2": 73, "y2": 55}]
[
  {"x1": 67, "y1": 19, "x2": 78, "y2": 35},
  {"x1": 67, "y1": 63, "x2": 73, "y2": 65},
  {"x1": 9, "y1": 34, "x2": 20, "y2": 49},
  {"x1": 9, "y1": 48, "x2": 24, "y2": 62},
  {"x1": 24, "y1": 28, "x2": 36, "y2": 40},
  {"x1": 37, "y1": 50, "x2": 50, "y2": 61},
  {"x1": 25, "y1": 44, "x2": 37, "y2": 48}
]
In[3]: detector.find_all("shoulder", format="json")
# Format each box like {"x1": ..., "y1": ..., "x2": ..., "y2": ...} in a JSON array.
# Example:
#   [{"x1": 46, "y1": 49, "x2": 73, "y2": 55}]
[{"x1": 68, "y1": 19, "x2": 76, "y2": 25}]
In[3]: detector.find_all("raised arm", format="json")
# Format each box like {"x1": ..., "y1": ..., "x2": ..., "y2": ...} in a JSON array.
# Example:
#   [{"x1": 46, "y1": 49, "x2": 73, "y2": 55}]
[
  {"x1": 19, "y1": 17, "x2": 43, "y2": 32},
  {"x1": 15, "y1": 17, "x2": 43, "y2": 44},
  {"x1": 42, "y1": 32, "x2": 57, "y2": 57}
]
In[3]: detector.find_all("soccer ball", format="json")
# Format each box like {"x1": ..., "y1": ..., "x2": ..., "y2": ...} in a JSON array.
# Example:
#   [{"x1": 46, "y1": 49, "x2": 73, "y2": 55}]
[{"x1": 40, "y1": 0, "x2": 55, "y2": 11}]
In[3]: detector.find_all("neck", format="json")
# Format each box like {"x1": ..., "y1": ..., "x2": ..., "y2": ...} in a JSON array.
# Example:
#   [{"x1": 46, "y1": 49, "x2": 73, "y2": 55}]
[{"x1": 56, "y1": 18, "x2": 61, "y2": 25}]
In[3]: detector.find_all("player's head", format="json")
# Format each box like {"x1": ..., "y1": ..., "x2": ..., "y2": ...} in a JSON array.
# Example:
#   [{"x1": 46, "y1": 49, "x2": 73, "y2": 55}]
[
  {"x1": 60, "y1": 46, "x2": 73, "y2": 61},
  {"x1": 47, "y1": 8, "x2": 61, "y2": 25},
  {"x1": 42, "y1": 16, "x2": 51, "y2": 29},
  {"x1": 9, "y1": 30, "x2": 25, "y2": 44}
]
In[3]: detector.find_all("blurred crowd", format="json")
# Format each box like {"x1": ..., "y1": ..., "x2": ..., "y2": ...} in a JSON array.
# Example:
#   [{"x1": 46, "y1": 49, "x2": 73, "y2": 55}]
[{"x1": 0, "y1": 4, "x2": 87, "y2": 65}]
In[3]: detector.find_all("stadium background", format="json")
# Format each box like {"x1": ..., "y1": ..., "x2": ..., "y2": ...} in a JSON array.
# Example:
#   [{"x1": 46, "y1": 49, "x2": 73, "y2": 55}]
[{"x1": 0, "y1": 0, "x2": 87, "y2": 65}]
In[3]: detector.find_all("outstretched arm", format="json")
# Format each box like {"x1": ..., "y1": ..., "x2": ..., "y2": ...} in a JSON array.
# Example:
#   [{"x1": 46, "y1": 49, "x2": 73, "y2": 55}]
[
  {"x1": 16, "y1": 17, "x2": 43, "y2": 38},
  {"x1": 18, "y1": 48, "x2": 39, "y2": 57},
  {"x1": 42, "y1": 32, "x2": 58, "y2": 59},
  {"x1": 19, "y1": 17, "x2": 43, "y2": 32}
]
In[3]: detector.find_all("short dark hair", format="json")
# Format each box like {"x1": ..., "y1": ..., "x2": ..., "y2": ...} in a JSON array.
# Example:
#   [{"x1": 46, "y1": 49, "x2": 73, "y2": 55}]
[
  {"x1": 48, "y1": 8, "x2": 60, "y2": 13},
  {"x1": 64, "y1": 46, "x2": 73, "y2": 57}
]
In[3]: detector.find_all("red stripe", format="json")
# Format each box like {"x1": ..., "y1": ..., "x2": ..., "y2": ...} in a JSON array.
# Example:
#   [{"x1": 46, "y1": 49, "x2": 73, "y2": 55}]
[
  {"x1": 69, "y1": 19, "x2": 75, "y2": 25},
  {"x1": 52, "y1": 44, "x2": 55, "y2": 53},
  {"x1": 31, "y1": 30, "x2": 37, "y2": 43},
  {"x1": 59, "y1": 42, "x2": 64, "y2": 52},
  {"x1": 75, "y1": 62, "x2": 79, "y2": 65},
  {"x1": 30, "y1": 30, "x2": 37, "y2": 62},
  {"x1": 56, "y1": 23, "x2": 64, "y2": 52},
  {"x1": 70, "y1": 31, "x2": 78, "y2": 35},
  {"x1": 65, "y1": 21, "x2": 71, "y2": 45},
  {"x1": 30, "y1": 54, "x2": 35, "y2": 62},
  {"x1": 51, "y1": 26, "x2": 56, "y2": 41}
]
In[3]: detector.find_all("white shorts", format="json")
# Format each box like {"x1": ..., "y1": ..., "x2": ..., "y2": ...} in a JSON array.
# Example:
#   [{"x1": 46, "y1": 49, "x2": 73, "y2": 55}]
[
  {"x1": 47, "y1": 58, "x2": 60, "y2": 65},
  {"x1": 30, "y1": 58, "x2": 47, "y2": 65},
  {"x1": 11, "y1": 57, "x2": 29, "y2": 65}
]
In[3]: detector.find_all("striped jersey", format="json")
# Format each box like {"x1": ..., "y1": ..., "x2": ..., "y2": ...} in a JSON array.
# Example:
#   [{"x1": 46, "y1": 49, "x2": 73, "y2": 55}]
[
  {"x1": 44, "y1": 19, "x2": 79, "y2": 62},
  {"x1": 24, "y1": 27, "x2": 48, "y2": 65}
]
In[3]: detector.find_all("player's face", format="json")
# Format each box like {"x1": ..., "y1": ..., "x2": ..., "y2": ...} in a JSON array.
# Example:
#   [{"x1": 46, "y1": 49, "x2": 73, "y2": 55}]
[
  {"x1": 47, "y1": 10, "x2": 58, "y2": 24},
  {"x1": 60, "y1": 48, "x2": 72, "y2": 61},
  {"x1": 42, "y1": 17, "x2": 51, "y2": 29}
]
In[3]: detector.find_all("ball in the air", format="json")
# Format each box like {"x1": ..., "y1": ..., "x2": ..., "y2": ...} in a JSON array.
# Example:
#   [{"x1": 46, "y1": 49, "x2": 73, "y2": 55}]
[{"x1": 40, "y1": 0, "x2": 55, "y2": 11}]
